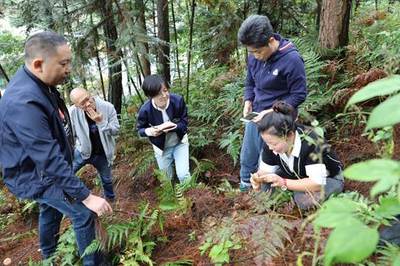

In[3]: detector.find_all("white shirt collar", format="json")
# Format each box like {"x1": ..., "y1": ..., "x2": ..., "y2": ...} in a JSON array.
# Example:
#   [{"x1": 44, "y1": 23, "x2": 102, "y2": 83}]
[
  {"x1": 292, "y1": 130, "x2": 301, "y2": 157},
  {"x1": 151, "y1": 98, "x2": 170, "y2": 111}
]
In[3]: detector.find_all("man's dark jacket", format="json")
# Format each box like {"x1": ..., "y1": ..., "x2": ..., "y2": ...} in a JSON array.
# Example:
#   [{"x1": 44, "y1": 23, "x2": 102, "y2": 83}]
[{"x1": 0, "y1": 66, "x2": 90, "y2": 201}]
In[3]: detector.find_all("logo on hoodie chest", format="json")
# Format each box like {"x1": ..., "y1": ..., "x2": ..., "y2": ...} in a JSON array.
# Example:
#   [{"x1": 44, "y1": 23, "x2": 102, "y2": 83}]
[{"x1": 272, "y1": 69, "x2": 279, "y2": 76}]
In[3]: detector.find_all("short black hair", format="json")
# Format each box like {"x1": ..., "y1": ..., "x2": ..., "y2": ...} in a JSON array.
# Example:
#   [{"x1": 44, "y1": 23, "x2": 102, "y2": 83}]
[
  {"x1": 141, "y1": 74, "x2": 167, "y2": 98},
  {"x1": 24, "y1": 31, "x2": 68, "y2": 63},
  {"x1": 257, "y1": 101, "x2": 296, "y2": 137},
  {"x1": 237, "y1": 15, "x2": 274, "y2": 48}
]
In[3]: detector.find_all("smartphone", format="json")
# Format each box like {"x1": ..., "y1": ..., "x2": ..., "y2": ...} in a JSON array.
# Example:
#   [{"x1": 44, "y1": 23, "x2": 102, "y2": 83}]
[
  {"x1": 158, "y1": 123, "x2": 177, "y2": 132},
  {"x1": 240, "y1": 112, "x2": 259, "y2": 123}
]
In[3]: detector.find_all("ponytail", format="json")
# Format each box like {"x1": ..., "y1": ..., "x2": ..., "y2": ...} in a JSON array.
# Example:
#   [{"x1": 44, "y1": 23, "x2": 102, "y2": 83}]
[{"x1": 257, "y1": 101, "x2": 296, "y2": 137}]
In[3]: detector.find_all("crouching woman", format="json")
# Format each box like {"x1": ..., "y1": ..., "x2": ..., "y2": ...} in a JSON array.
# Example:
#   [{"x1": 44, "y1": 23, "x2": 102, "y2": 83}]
[{"x1": 251, "y1": 101, "x2": 344, "y2": 210}]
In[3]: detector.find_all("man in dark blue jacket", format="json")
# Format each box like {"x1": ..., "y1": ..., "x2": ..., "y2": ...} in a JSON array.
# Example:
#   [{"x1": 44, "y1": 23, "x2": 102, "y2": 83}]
[
  {"x1": 0, "y1": 31, "x2": 112, "y2": 265},
  {"x1": 237, "y1": 15, "x2": 307, "y2": 191}
]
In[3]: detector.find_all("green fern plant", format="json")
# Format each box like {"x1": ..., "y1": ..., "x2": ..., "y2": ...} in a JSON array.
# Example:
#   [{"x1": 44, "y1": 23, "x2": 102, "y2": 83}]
[
  {"x1": 155, "y1": 170, "x2": 190, "y2": 212},
  {"x1": 218, "y1": 130, "x2": 242, "y2": 166},
  {"x1": 236, "y1": 214, "x2": 292, "y2": 265},
  {"x1": 162, "y1": 259, "x2": 193, "y2": 266},
  {"x1": 190, "y1": 156, "x2": 216, "y2": 183},
  {"x1": 199, "y1": 213, "x2": 292, "y2": 265},
  {"x1": 49, "y1": 227, "x2": 80, "y2": 266},
  {"x1": 199, "y1": 218, "x2": 241, "y2": 265},
  {"x1": 84, "y1": 203, "x2": 162, "y2": 265},
  {"x1": 249, "y1": 189, "x2": 293, "y2": 214},
  {"x1": 377, "y1": 242, "x2": 400, "y2": 266}
]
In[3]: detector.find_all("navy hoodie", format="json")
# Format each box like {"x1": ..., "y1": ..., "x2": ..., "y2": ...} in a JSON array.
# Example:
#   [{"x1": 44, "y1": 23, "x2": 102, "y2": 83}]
[{"x1": 244, "y1": 34, "x2": 307, "y2": 112}]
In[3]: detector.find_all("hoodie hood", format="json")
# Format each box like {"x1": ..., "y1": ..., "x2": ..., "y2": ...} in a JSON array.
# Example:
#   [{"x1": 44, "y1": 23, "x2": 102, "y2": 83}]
[{"x1": 268, "y1": 33, "x2": 298, "y2": 62}]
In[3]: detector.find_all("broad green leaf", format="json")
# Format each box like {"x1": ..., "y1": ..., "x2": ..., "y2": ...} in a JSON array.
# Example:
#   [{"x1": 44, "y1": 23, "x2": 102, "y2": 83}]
[
  {"x1": 314, "y1": 214, "x2": 361, "y2": 229},
  {"x1": 346, "y1": 75, "x2": 400, "y2": 107},
  {"x1": 159, "y1": 200, "x2": 179, "y2": 211},
  {"x1": 394, "y1": 256, "x2": 400, "y2": 266},
  {"x1": 375, "y1": 197, "x2": 400, "y2": 218},
  {"x1": 371, "y1": 175, "x2": 399, "y2": 197},
  {"x1": 209, "y1": 243, "x2": 229, "y2": 264},
  {"x1": 344, "y1": 159, "x2": 400, "y2": 181},
  {"x1": 324, "y1": 222, "x2": 379, "y2": 266},
  {"x1": 314, "y1": 198, "x2": 361, "y2": 228},
  {"x1": 367, "y1": 94, "x2": 400, "y2": 129},
  {"x1": 319, "y1": 197, "x2": 361, "y2": 212},
  {"x1": 209, "y1": 243, "x2": 223, "y2": 257}
]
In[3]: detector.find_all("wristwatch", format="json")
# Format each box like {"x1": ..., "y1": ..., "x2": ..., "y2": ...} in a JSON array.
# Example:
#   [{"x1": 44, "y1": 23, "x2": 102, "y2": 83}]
[{"x1": 281, "y1": 178, "x2": 288, "y2": 191}]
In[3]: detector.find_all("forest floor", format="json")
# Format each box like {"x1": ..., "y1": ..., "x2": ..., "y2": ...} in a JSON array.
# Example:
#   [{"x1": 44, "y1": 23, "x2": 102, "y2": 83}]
[
  {"x1": 1, "y1": 69, "x2": 399, "y2": 265},
  {"x1": 2, "y1": 124, "x2": 399, "y2": 265}
]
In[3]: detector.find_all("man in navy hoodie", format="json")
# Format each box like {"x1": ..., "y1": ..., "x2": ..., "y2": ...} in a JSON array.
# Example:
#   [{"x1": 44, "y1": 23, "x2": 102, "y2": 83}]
[
  {"x1": 237, "y1": 15, "x2": 307, "y2": 191},
  {"x1": 0, "y1": 31, "x2": 111, "y2": 265}
]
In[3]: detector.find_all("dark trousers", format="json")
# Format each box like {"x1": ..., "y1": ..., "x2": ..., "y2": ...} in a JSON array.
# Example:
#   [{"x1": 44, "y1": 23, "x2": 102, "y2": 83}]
[{"x1": 72, "y1": 149, "x2": 115, "y2": 200}]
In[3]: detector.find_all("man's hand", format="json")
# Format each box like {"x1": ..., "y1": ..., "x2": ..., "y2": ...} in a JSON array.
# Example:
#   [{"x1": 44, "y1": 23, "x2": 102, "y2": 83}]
[
  {"x1": 86, "y1": 107, "x2": 103, "y2": 123},
  {"x1": 82, "y1": 194, "x2": 113, "y2": 217},
  {"x1": 252, "y1": 108, "x2": 273, "y2": 123},
  {"x1": 243, "y1": 100, "x2": 252, "y2": 117}
]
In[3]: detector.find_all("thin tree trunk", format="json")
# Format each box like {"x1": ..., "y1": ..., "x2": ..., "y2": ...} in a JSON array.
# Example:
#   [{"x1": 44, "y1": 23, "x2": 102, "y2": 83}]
[
  {"x1": 0, "y1": 63, "x2": 9, "y2": 82},
  {"x1": 186, "y1": 0, "x2": 195, "y2": 103},
  {"x1": 61, "y1": 0, "x2": 75, "y2": 97},
  {"x1": 0, "y1": 63, "x2": 9, "y2": 99},
  {"x1": 122, "y1": 53, "x2": 145, "y2": 104},
  {"x1": 44, "y1": 2, "x2": 55, "y2": 30},
  {"x1": 157, "y1": 0, "x2": 171, "y2": 84},
  {"x1": 90, "y1": 14, "x2": 107, "y2": 99},
  {"x1": 113, "y1": 0, "x2": 147, "y2": 83},
  {"x1": 121, "y1": 54, "x2": 132, "y2": 96},
  {"x1": 316, "y1": 0, "x2": 322, "y2": 31},
  {"x1": 100, "y1": 0, "x2": 123, "y2": 114},
  {"x1": 135, "y1": 0, "x2": 151, "y2": 76},
  {"x1": 152, "y1": 0, "x2": 159, "y2": 65},
  {"x1": 257, "y1": 0, "x2": 263, "y2": 14},
  {"x1": 136, "y1": 65, "x2": 143, "y2": 87},
  {"x1": 354, "y1": 0, "x2": 361, "y2": 12},
  {"x1": 95, "y1": 48, "x2": 107, "y2": 99},
  {"x1": 170, "y1": 0, "x2": 181, "y2": 83}
]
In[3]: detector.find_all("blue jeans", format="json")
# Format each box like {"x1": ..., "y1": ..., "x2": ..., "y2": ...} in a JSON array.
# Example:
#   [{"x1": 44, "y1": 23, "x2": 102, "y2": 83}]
[
  {"x1": 73, "y1": 150, "x2": 115, "y2": 200},
  {"x1": 155, "y1": 142, "x2": 190, "y2": 183},
  {"x1": 37, "y1": 195, "x2": 100, "y2": 265},
  {"x1": 240, "y1": 122, "x2": 265, "y2": 187}
]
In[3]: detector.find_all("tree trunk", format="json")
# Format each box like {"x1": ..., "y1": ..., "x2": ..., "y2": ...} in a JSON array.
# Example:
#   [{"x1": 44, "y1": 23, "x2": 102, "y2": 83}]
[
  {"x1": 170, "y1": 0, "x2": 181, "y2": 84},
  {"x1": 319, "y1": 0, "x2": 352, "y2": 50},
  {"x1": 0, "y1": 63, "x2": 9, "y2": 99},
  {"x1": 257, "y1": 0, "x2": 263, "y2": 14},
  {"x1": 44, "y1": 2, "x2": 55, "y2": 30},
  {"x1": 157, "y1": 0, "x2": 170, "y2": 84},
  {"x1": 100, "y1": 0, "x2": 123, "y2": 114},
  {"x1": 316, "y1": 0, "x2": 322, "y2": 31},
  {"x1": 135, "y1": 0, "x2": 151, "y2": 77},
  {"x1": 0, "y1": 63, "x2": 9, "y2": 83},
  {"x1": 186, "y1": 0, "x2": 195, "y2": 103},
  {"x1": 91, "y1": 13, "x2": 107, "y2": 99}
]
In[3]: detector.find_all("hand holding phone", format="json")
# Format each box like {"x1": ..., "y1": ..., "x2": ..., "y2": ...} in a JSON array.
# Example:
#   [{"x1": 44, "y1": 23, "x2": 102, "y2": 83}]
[{"x1": 240, "y1": 112, "x2": 259, "y2": 123}]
